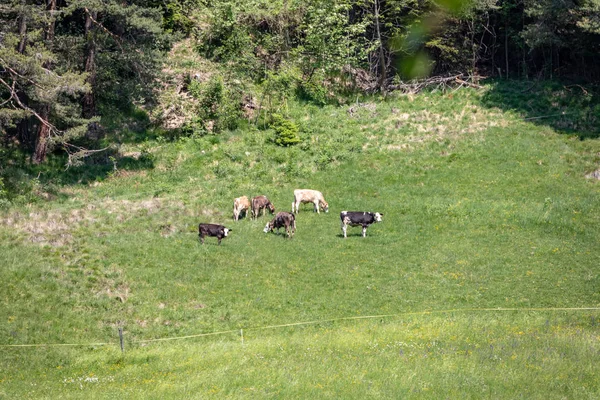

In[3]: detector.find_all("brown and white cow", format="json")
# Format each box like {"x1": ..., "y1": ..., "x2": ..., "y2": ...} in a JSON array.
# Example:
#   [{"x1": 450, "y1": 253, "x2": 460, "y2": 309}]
[
  {"x1": 233, "y1": 196, "x2": 250, "y2": 221},
  {"x1": 264, "y1": 211, "x2": 296, "y2": 238},
  {"x1": 340, "y1": 211, "x2": 383, "y2": 238},
  {"x1": 199, "y1": 223, "x2": 231, "y2": 245},
  {"x1": 291, "y1": 189, "x2": 329, "y2": 214},
  {"x1": 252, "y1": 195, "x2": 275, "y2": 219}
]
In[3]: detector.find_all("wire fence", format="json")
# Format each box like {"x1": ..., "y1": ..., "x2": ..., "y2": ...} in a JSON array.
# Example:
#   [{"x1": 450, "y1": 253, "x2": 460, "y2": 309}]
[{"x1": 2, "y1": 306, "x2": 599, "y2": 349}]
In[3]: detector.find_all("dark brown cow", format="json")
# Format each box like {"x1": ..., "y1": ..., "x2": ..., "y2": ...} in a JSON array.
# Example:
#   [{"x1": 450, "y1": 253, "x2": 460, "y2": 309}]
[
  {"x1": 252, "y1": 195, "x2": 275, "y2": 219},
  {"x1": 199, "y1": 223, "x2": 231, "y2": 245},
  {"x1": 264, "y1": 211, "x2": 296, "y2": 238}
]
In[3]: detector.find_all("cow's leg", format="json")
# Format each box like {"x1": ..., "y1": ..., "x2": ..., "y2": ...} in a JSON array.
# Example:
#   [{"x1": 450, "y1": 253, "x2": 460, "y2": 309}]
[
  {"x1": 342, "y1": 223, "x2": 347, "y2": 238},
  {"x1": 314, "y1": 200, "x2": 319, "y2": 213},
  {"x1": 218, "y1": 236, "x2": 222, "y2": 245},
  {"x1": 362, "y1": 225, "x2": 367, "y2": 237},
  {"x1": 200, "y1": 234, "x2": 205, "y2": 244}
]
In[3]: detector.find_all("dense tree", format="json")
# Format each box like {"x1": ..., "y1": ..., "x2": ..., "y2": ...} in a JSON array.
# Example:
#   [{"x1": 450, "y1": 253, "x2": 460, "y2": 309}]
[
  {"x1": 0, "y1": 0, "x2": 170, "y2": 164},
  {"x1": 0, "y1": 0, "x2": 90, "y2": 164}
]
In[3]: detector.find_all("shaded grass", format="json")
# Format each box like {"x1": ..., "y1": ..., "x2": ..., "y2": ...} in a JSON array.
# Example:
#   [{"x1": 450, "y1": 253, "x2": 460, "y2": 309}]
[{"x1": 481, "y1": 80, "x2": 600, "y2": 139}]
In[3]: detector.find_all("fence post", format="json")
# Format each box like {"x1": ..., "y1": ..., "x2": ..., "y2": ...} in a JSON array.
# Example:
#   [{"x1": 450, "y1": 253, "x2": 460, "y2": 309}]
[{"x1": 119, "y1": 327, "x2": 124, "y2": 353}]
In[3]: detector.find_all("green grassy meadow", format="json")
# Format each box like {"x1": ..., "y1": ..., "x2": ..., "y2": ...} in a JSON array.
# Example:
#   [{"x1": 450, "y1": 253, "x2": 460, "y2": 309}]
[{"x1": 1, "y1": 83, "x2": 600, "y2": 398}]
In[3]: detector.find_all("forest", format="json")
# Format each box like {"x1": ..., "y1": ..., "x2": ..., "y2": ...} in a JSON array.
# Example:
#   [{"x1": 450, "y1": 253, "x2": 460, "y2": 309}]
[{"x1": 1, "y1": 0, "x2": 600, "y2": 201}]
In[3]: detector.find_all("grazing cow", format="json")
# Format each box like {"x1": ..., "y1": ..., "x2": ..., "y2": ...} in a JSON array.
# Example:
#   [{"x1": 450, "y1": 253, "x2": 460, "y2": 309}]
[
  {"x1": 264, "y1": 211, "x2": 296, "y2": 238},
  {"x1": 233, "y1": 196, "x2": 250, "y2": 221},
  {"x1": 340, "y1": 211, "x2": 383, "y2": 238},
  {"x1": 252, "y1": 195, "x2": 275, "y2": 219},
  {"x1": 291, "y1": 189, "x2": 329, "y2": 214},
  {"x1": 199, "y1": 223, "x2": 231, "y2": 245}
]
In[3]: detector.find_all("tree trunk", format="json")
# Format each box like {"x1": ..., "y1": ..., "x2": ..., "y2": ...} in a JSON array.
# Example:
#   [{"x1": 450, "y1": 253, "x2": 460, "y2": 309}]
[
  {"x1": 16, "y1": 4, "x2": 30, "y2": 148},
  {"x1": 82, "y1": 10, "x2": 97, "y2": 119},
  {"x1": 17, "y1": 7, "x2": 27, "y2": 54},
  {"x1": 32, "y1": 0, "x2": 57, "y2": 164},
  {"x1": 504, "y1": 20, "x2": 509, "y2": 78},
  {"x1": 45, "y1": 0, "x2": 56, "y2": 43},
  {"x1": 282, "y1": 0, "x2": 290, "y2": 50},
  {"x1": 32, "y1": 106, "x2": 50, "y2": 164},
  {"x1": 374, "y1": 0, "x2": 387, "y2": 92}
]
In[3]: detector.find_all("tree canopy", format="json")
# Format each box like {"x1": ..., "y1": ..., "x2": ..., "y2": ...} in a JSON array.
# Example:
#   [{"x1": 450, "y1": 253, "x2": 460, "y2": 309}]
[{"x1": 0, "y1": 0, "x2": 599, "y2": 177}]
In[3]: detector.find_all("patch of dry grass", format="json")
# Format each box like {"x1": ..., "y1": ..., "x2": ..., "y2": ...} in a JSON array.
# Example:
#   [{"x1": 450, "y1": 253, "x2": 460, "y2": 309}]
[
  {"x1": 361, "y1": 102, "x2": 506, "y2": 151},
  {"x1": 0, "y1": 197, "x2": 191, "y2": 246}
]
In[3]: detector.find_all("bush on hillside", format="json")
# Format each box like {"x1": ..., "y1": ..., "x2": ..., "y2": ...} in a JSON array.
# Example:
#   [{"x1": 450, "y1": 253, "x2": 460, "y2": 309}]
[
  {"x1": 187, "y1": 76, "x2": 245, "y2": 134},
  {"x1": 270, "y1": 114, "x2": 301, "y2": 147},
  {"x1": 296, "y1": 78, "x2": 329, "y2": 106}
]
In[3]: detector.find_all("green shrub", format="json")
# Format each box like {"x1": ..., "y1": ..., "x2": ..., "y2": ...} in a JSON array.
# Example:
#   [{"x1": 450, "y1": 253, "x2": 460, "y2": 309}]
[
  {"x1": 187, "y1": 76, "x2": 244, "y2": 134},
  {"x1": 162, "y1": 1, "x2": 194, "y2": 35},
  {"x1": 296, "y1": 79, "x2": 329, "y2": 106},
  {"x1": 270, "y1": 114, "x2": 301, "y2": 147},
  {"x1": 0, "y1": 176, "x2": 9, "y2": 208}
]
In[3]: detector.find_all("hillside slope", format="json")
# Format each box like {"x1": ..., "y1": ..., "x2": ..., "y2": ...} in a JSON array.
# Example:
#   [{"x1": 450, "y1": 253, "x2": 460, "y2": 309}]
[{"x1": 1, "y1": 85, "x2": 599, "y2": 398}]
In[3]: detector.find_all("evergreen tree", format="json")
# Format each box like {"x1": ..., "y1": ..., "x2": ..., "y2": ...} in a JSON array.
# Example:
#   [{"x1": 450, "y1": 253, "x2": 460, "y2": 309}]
[
  {"x1": 0, "y1": 0, "x2": 171, "y2": 164},
  {"x1": 0, "y1": 0, "x2": 89, "y2": 164}
]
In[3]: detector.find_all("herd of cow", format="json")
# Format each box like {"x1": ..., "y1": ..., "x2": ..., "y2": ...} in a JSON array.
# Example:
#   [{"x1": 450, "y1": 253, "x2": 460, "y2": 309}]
[{"x1": 198, "y1": 189, "x2": 383, "y2": 244}]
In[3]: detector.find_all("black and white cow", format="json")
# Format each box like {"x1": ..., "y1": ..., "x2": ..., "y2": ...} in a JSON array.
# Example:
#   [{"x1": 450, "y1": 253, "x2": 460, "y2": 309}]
[
  {"x1": 199, "y1": 223, "x2": 231, "y2": 245},
  {"x1": 340, "y1": 211, "x2": 383, "y2": 238},
  {"x1": 264, "y1": 211, "x2": 296, "y2": 238}
]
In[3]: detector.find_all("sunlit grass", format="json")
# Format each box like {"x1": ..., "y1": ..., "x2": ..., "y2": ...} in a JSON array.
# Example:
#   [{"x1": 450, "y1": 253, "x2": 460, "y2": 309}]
[{"x1": 1, "y1": 85, "x2": 599, "y2": 398}]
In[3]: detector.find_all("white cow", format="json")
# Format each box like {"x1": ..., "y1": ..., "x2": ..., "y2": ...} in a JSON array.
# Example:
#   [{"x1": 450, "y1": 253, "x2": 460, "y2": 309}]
[
  {"x1": 291, "y1": 189, "x2": 329, "y2": 214},
  {"x1": 233, "y1": 196, "x2": 250, "y2": 221}
]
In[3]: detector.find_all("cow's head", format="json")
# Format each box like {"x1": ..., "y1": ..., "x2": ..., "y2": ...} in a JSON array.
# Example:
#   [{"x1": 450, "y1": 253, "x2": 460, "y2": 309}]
[
  {"x1": 263, "y1": 222, "x2": 273, "y2": 233},
  {"x1": 267, "y1": 203, "x2": 275, "y2": 214},
  {"x1": 374, "y1": 212, "x2": 383, "y2": 222},
  {"x1": 224, "y1": 228, "x2": 231, "y2": 236},
  {"x1": 320, "y1": 200, "x2": 329, "y2": 213}
]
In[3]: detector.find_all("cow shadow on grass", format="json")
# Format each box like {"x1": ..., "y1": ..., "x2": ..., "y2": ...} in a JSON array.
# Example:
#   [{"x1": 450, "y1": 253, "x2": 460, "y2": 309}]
[
  {"x1": 269, "y1": 232, "x2": 294, "y2": 238},
  {"x1": 480, "y1": 79, "x2": 600, "y2": 140},
  {"x1": 336, "y1": 233, "x2": 371, "y2": 238}
]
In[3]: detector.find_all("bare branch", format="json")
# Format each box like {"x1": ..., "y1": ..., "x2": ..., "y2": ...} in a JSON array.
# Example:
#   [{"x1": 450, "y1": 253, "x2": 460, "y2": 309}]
[
  {"x1": 84, "y1": 7, "x2": 124, "y2": 52},
  {"x1": 0, "y1": 76, "x2": 57, "y2": 131},
  {"x1": 386, "y1": 74, "x2": 485, "y2": 94},
  {"x1": 0, "y1": 57, "x2": 45, "y2": 90}
]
